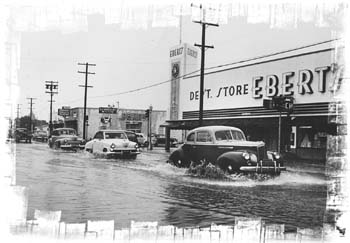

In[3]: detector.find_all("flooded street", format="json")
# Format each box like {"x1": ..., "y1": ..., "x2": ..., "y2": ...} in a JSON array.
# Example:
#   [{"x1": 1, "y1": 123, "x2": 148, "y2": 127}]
[{"x1": 15, "y1": 142, "x2": 328, "y2": 231}]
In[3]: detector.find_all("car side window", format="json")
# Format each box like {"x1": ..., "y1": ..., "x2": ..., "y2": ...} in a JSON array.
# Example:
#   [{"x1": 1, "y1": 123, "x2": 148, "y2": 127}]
[
  {"x1": 52, "y1": 130, "x2": 59, "y2": 136},
  {"x1": 94, "y1": 132, "x2": 103, "y2": 139},
  {"x1": 187, "y1": 132, "x2": 195, "y2": 142},
  {"x1": 196, "y1": 131, "x2": 212, "y2": 143}
]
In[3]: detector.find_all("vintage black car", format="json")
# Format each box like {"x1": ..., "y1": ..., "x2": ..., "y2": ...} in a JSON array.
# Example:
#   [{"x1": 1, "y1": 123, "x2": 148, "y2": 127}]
[
  {"x1": 14, "y1": 128, "x2": 32, "y2": 143},
  {"x1": 168, "y1": 126, "x2": 286, "y2": 175},
  {"x1": 48, "y1": 128, "x2": 85, "y2": 151}
]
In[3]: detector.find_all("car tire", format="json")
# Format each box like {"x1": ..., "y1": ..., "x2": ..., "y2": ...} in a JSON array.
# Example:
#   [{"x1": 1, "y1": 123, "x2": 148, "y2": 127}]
[
  {"x1": 169, "y1": 150, "x2": 187, "y2": 167},
  {"x1": 217, "y1": 157, "x2": 239, "y2": 174}
]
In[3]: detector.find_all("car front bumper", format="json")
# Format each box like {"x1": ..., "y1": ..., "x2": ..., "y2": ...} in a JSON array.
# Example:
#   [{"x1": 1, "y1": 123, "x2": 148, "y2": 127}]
[
  {"x1": 60, "y1": 144, "x2": 85, "y2": 149},
  {"x1": 239, "y1": 160, "x2": 286, "y2": 174},
  {"x1": 107, "y1": 149, "x2": 140, "y2": 155}
]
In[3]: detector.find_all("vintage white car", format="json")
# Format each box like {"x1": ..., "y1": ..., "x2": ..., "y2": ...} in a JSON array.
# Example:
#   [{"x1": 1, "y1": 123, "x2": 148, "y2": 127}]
[{"x1": 85, "y1": 130, "x2": 140, "y2": 159}]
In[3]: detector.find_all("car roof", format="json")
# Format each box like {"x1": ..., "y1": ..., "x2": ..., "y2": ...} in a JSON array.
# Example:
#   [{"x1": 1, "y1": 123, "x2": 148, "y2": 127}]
[
  {"x1": 190, "y1": 126, "x2": 243, "y2": 133},
  {"x1": 98, "y1": 130, "x2": 126, "y2": 133},
  {"x1": 54, "y1": 128, "x2": 75, "y2": 131}
]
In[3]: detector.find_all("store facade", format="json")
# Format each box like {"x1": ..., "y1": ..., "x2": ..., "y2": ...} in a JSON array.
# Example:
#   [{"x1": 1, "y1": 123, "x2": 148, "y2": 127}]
[
  {"x1": 166, "y1": 43, "x2": 343, "y2": 161},
  {"x1": 63, "y1": 107, "x2": 167, "y2": 140}
]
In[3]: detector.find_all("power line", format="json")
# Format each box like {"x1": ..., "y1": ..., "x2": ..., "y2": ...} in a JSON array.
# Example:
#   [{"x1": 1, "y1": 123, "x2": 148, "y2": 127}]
[
  {"x1": 38, "y1": 38, "x2": 340, "y2": 110},
  {"x1": 86, "y1": 38, "x2": 339, "y2": 99}
]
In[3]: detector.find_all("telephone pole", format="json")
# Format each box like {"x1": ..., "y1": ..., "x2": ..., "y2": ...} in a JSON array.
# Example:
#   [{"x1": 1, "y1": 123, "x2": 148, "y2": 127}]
[
  {"x1": 45, "y1": 81, "x2": 58, "y2": 135},
  {"x1": 149, "y1": 105, "x2": 153, "y2": 150},
  {"x1": 27, "y1": 98, "x2": 36, "y2": 132},
  {"x1": 16, "y1": 104, "x2": 21, "y2": 127},
  {"x1": 192, "y1": 4, "x2": 218, "y2": 127},
  {"x1": 78, "y1": 62, "x2": 96, "y2": 140}
]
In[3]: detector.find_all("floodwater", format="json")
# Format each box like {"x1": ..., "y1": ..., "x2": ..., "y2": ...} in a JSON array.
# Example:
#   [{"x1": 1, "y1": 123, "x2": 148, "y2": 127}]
[{"x1": 15, "y1": 142, "x2": 328, "y2": 231}]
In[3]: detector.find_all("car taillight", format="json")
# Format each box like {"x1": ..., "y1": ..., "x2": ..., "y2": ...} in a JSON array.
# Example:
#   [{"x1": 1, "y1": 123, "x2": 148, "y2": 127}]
[{"x1": 110, "y1": 143, "x2": 116, "y2": 149}]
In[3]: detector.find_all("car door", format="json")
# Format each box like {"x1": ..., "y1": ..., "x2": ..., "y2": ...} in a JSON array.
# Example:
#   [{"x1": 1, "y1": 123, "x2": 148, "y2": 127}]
[
  {"x1": 195, "y1": 130, "x2": 215, "y2": 163},
  {"x1": 182, "y1": 132, "x2": 196, "y2": 162},
  {"x1": 92, "y1": 131, "x2": 104, "y2": 152}
]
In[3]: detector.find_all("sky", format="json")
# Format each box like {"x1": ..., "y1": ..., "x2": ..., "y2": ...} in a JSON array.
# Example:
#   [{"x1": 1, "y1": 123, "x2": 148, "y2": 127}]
[{"x1": 6, "y1": 0, "x2": 347, "y2": 121}]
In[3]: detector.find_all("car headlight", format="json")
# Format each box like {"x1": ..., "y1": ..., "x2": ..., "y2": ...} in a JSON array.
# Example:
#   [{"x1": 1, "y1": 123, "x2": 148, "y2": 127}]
[
  {"x1": 274, "y1": 152, "x2": 280, "y2": 160},
  {"x1": 135, "y1": 144, "x2": 139, "y2": 148},
  {"x1": 110, "y1": 143, "x2": 116, "y2": 149},
  {"x1": 63, "y1": 139, "x2": 67, "y2": 144},
  {"x1": 242, "y1": 152, "x2": 250, "y2": 160},
  {"x1": 249, "y1": 154, "x2": 258, "y2": 163}
]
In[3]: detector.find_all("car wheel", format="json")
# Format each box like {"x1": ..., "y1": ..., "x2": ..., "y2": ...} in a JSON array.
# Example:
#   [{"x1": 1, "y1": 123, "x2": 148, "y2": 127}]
[
  {"x1": 169, "y1": 151, "x2": 186, "y2": 167},
  {"x1": 217, "y1": 157, "x2": 238, "y2": 174}
]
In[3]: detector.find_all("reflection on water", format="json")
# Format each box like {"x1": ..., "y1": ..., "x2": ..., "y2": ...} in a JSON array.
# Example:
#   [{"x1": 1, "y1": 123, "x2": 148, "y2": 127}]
[{"x1": 16, "y1": 143, "x2": 327, "y2": 230}]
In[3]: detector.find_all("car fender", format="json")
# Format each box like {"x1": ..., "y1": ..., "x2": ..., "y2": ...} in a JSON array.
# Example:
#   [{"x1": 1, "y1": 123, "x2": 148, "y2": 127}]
[
  {"x1": 168, "y1": 147, "x2": 190, "y2": 167},
  {"x1": 85, "y1": 141, "x2": 93, "y2": 150},
  {"x1": 216, "y1": 151, "x2": 247, "y2": 172}
]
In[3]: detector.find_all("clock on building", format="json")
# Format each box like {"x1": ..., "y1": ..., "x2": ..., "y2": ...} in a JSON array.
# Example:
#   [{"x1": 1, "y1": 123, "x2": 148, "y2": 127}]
[{"x1": 172, "y1": 63, "x2": 180, "y2": 78}]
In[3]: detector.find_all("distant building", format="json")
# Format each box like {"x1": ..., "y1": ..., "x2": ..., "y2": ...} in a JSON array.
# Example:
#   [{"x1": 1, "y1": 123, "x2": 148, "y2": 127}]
[{"x1": 62, "y1": 107, "x2": 166, "y2": 140}]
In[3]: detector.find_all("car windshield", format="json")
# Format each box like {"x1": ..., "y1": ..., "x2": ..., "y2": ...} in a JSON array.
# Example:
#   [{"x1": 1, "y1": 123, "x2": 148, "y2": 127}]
[
  {"x1": 215, "y1": 130, "x2": 245, "y2": 141},
  {"x1": 59, "y1": 129, "x2": 76, "y2": 135},
  {"x1": 105, "y1": 132, "x2": 127, "y2": 139}
]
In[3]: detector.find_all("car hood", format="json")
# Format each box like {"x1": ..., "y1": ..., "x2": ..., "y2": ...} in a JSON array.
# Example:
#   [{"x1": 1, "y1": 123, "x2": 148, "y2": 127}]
[{"x1": 103, "y1": 139, "x2": 137, "y2": 147}]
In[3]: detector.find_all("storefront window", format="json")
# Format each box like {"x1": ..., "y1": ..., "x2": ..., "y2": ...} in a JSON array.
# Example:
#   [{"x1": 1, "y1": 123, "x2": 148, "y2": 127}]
[{"x1": 298, "y1": 126, "x2": 327, "y2": 149}]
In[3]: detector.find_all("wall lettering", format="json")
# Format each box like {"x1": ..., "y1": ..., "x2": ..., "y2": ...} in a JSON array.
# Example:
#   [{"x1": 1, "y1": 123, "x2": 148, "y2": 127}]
[
  {"x1": 298, "y1": 69, "x2": 313, "y2": 94},
  {"x1": 266, "y1": 75, "x2": 279, "y2": 97}
]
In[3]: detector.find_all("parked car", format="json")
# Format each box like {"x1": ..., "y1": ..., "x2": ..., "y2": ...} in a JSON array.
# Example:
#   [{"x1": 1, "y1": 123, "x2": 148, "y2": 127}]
[
  {"x1": 167, "y1": 126, "x2": 286, "y2": 175},
  {"x1": 85, "y1": 130, "x2": 140, "y2": 159},
  {"x1": 48, "y1": 128, "x2": 85, "y2": 151},
  {"x1": 14, "y1": 128, "x2": 32, "y2": 143},
  {"x1": 136, "y1": 133, "x2": 149, "y2": 147},
  {"x1": 124, "y1": 130, "x2": 139, "y2": 144},
  {"x1": 152, "y1": 134, "x2": 178, "y2": 147},
  {"x1": 32, "y1": 130, "x2": 48, "y2": 142}
]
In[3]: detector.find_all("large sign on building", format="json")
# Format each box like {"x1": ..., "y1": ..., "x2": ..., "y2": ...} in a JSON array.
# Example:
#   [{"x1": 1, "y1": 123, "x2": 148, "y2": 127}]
[
  {"x1": 179, "y1": 48, "x2": 337, "y2": 116},
  {"x1": 169, "y1": 43, "x2": 199, "y2": 120}
]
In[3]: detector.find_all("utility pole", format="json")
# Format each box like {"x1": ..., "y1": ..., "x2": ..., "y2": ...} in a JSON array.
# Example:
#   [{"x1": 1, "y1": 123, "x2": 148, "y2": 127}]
[
  {"x1": 45, "y1": 81, "x2": 58, "y2": 135},
  {"x1": 16, "y1": 104, "x2": 21, "y2": 128},
  {"x1": 192, "y1": 4, "x2": 218, "y2": 127},
  {"x1": 149, "y1": 105, "x2": 153, "y2": 150},
  {"x1": 27, "y1": 98, "x2": 36, "y2": 132},
  {"x1": 78, "y1": 62, "x2": 96, "y2": 140}
]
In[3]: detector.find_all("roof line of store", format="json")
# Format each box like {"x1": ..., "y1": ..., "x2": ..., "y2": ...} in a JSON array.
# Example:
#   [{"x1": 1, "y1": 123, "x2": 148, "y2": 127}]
[{"x1": 184, "y1": 48, "x2": 335, "y2": 79}]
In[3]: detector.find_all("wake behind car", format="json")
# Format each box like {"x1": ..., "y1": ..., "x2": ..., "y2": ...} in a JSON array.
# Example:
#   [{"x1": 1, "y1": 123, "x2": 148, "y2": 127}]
[
  {"x1": 168, "y1": 126, "x2": 286, "y2": 175},
  {"x1": 85, "y1": 130, "x2": 140, "y2": 159},
  {"x1": 48, "y1": 128, "x2": 85, "y2": 151}
]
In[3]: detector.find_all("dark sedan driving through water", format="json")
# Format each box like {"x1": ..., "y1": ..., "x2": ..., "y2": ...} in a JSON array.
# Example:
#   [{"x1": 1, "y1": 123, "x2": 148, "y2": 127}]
[{"x1": 168, "y1": 126, "x2": 286, "y2": 175}]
